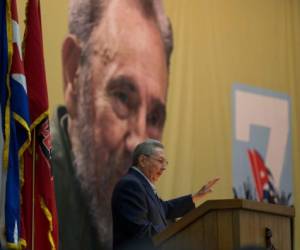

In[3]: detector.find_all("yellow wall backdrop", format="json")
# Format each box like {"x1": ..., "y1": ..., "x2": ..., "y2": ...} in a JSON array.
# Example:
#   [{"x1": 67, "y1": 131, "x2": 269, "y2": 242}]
[
  {"x1": 160, "y1": 0, "x2": 300, "y2": 248},
  {"x1": 18, "y1": 0, "x2": 300, "y2": 248}
]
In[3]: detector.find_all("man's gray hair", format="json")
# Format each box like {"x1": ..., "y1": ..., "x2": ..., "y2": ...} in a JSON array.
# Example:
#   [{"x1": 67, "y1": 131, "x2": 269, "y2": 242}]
[
  {"x1": 132, "y1": 139, "x2": 164, "y2": 166},
  {"x1": 68, "y1": 0, "x2": 173, "y2": 67}
]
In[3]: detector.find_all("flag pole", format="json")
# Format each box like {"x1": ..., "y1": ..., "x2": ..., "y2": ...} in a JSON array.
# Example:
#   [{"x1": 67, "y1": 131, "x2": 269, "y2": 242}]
[{"x1": 31, "y1": 128, "x2": 36, "y2": 250}]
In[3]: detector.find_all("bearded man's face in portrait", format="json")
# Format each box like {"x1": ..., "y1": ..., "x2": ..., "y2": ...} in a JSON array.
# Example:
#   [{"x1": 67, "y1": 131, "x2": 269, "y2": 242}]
[{"x1": 62, "y1": 0, "x2": 169, "y2": 245}]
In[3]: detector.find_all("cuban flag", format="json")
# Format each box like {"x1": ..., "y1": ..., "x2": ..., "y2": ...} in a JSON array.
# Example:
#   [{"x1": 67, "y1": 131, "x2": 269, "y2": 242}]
[
  {"x1": 247, "y1": 149, "x2": 279, "y2": 204},
  {"x1": 0, "y1": 0, "x2": 31, "y2": 248},
  {"x1": 0, "y1": 0, "x2": 9, "y2": 246}
]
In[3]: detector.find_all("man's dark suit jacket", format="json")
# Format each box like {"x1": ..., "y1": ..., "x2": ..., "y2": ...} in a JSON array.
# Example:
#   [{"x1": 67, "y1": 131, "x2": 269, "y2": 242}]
[{"x1": 112, "y1": 168, "x2": 195, "y2": 250}]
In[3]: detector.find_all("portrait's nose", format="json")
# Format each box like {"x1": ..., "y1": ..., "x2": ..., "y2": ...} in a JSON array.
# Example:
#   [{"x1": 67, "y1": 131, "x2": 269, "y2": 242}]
[{"x1": 125, "y1": 110, "x2": 147, "y2": 153}]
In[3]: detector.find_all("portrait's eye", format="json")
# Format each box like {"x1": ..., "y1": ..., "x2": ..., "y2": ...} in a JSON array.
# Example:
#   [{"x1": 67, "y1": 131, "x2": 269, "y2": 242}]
[
  {"x1": 109, "y1": 89, "x2": 132, "y2": 118},
  {"x1": 107, "y1": 76, "x2": 140, "y2": 119},
  {"x1": 147, "y1": 112, "x2": 160, "y2": 127},
  {"x1": 147, "y1": 103, "x2": 166, "y2": 130},
  {"x1": 114, "y1": 91, "x2": 129, "y2": 105}
]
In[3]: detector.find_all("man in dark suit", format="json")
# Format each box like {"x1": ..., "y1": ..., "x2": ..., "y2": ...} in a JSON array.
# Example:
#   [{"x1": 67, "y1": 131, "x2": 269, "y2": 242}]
[{"x1": 112, "y1": 139, "x2": 219, "y2": 250}]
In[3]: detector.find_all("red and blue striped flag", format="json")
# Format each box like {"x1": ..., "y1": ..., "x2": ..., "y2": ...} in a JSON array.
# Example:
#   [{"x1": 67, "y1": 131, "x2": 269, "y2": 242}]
[
  {"x1": 0, "y1": 0, "x2": 31, "y2": 248},
  {"x1": 1, "y1": 0, "x2": 58, "y2": 249}
]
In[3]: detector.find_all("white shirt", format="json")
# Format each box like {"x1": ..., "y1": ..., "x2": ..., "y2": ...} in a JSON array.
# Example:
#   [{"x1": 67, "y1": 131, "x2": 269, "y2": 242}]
[{"x1": 131, "y1": 166, "x2": 157, "y2": 194}]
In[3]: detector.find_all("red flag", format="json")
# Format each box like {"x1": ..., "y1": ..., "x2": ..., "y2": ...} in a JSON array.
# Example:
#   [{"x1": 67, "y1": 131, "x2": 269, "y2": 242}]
[{"x1": 21, "y1": 0, "x2": 58, "y2": 249}]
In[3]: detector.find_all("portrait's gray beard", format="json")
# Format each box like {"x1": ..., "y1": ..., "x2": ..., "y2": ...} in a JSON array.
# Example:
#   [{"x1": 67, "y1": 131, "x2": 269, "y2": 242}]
[{"x1": 70, "y1": 66, "x2": 130, "y2": 249}]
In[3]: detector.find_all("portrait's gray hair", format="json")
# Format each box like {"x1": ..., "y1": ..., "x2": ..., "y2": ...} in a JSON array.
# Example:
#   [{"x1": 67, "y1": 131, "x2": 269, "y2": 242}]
[
  {"x1": 68, "y1": 0, "x2": 173, "y2": 67},
  {"x1": 132, "y1": 139, "x2": 164, "y2": 166}
]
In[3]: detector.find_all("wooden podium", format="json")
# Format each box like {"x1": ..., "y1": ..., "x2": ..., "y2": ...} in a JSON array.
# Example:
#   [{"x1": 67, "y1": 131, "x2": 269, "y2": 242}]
[{"x1": 153, "y1": 199, "x2": 295, "y2": 250}]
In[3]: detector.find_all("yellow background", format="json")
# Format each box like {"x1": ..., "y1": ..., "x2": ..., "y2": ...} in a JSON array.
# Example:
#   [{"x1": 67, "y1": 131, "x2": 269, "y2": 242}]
[{"x1": 18, "y1": 0, "x2": 300, "y2": 248}]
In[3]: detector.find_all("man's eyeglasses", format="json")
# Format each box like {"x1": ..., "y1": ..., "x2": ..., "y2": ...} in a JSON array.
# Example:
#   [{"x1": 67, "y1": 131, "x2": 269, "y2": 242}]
[{"x1": 145, "y1": 155, "x2": 168, "y2": 166}]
